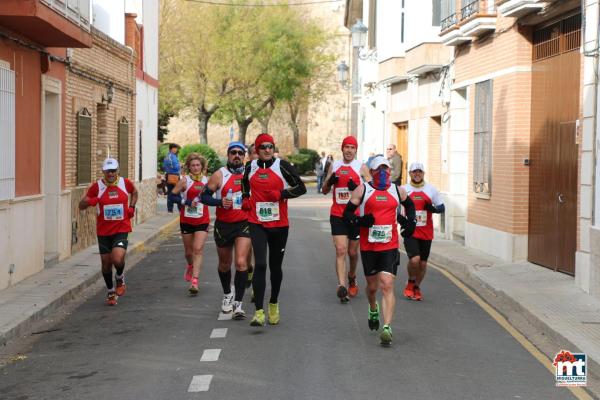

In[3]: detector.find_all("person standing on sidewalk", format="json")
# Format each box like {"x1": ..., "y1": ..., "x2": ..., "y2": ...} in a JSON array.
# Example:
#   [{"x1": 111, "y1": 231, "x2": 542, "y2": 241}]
[
  {"x1": 168, "y1": 153, "x2": 210, "y2": 296},
  {"x1": 402, "y1": 162, "x2": 444, "y2": 302},
  {"x1": 321, "y1": 136, "x2": 371, "y2": 303},
  {"x1": 315, "y1": 154, "x2": 325, "y2": 193},
  {"x1": 200, "y1": 142, "x2": 250, "y2": 319},
  {"x1": 163, "y1": 143, "x2": 181, "y2": 213},
  {"x1": 242, "y1": 133, "x2": 307, "y2": 326},
  {"x1": 386, "y1": 144, "x2": 403, "y2": 185},
  {"x1": 79, "y1": 158, "x2": 138, "y2": 306},
  {"x1": 343, "y1": 156, "x2": 415, "y2": 346}
]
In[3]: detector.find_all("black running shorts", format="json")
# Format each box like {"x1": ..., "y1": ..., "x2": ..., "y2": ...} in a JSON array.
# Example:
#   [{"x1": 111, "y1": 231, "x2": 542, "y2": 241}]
[
  {"x1": 330, "y1": 215, "x2": 360, "y2": 240},
  {"x1": 403, "y1": 236, "x2": 432, "y2": 261},
  {"x1": 214, "y1": 220, "x2": 250, "y2": 248},
  {"x1": 180, "y1": 223, "x2": 209, "y2": 234},
  {"x1": 360, "y1": 249, "x2": 399, "y2": 277},
  {"x1": 97, "y1": 233, "x2": 129, "y2": 254}
]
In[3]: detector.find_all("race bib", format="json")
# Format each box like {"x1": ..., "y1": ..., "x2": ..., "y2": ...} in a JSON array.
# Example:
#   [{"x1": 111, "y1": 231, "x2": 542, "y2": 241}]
[
  {"x1": 184, "y1": 204, "x2": 204, "y2": 218},
  {"x1": 103, "y1": 204, "x2": 124, "y2": 221},
  {"x1": 416, "y1": 210, "x2": 428, "y2": 227},
  {"x1": 232, "y1": 192, "x2": 243, "y2": 210},
  {"x1": 368, "y1": 224, "x2": 392, "y2": 243},
  {"x1": 335, "y1": 187, "x2": 351, "y2": 204},
  {"x1": 256, "y1": 202, "x2": 280, "y2": 222}
]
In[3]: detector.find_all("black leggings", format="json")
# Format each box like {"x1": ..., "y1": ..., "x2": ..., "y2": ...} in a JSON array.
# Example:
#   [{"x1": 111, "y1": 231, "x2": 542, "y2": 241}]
[{"x1": 249, "y1": 223, "x2": 289, "y2": 310}]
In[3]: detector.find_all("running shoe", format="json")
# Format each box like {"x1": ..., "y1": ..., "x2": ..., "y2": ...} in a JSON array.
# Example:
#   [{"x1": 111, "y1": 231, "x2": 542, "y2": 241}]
[
  {"x1": 184, "y1": 264, "x2": 193, "y2": 282},
  {"x1": 337, "y1": 285, "x2": 349, "y2": 303},
  {"x1": 250, "y1": 309, "x2": 265, "y2": 327},
  {"x1": 233, "y1": 301, "x2": 246, "y2": 320},
  {"x1": 403, "y1": 280, "x2": 415, "y2": 299},
  {"x1": 368, "y1": 303, "x2": 380, "y2": 331},
  {"x1": 221, "y1": 292, "x2": 234, "y2": 313},
  {"x1": 412, "y1": 287, "x2": 423, "y2": 301},
  {"x1": 268, "y1": 303, "x2": 280, "y2": 325},
  {"x1": 105, "y1": 291, "x2": 117, "y2": 306},
  {"x1": 115, "y1": 276, "x2": 126, "y2": 297},
  {"x1": 380, "y1": 325, "x2": 393, "y2": 346},
  {"x1": 348, "y1": 275, "x2": 359, "y2": 297},
  {"x1": 246, "y1": 271, "x2": 253, "y2": 289},
  {"x1": 189, "y1": 277, "x2": 199, "y2": 296}
]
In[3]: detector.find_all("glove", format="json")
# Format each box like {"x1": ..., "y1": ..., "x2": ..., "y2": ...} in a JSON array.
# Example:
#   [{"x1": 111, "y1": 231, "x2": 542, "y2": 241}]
[
  {"x1": 425, "y1": 202, "x2": 438, "y2": 213},
  {"x1": 327, "y1": 174, "x2": 339, "y2": 186},
  {"x1": 397, "y1": 214, "x2": 416, "y2": 238},
  {"x1": 87, "y1": 197, "x2": 99, "y2": 207},
  {"x1": 241, "y1": 197, "x2": 251, "y2": 211},
  {"x1": 127, "y1": 206, "x2": 135, "y2": 219},
  {"x1": 347, "y1": 178, "x2": 358, "y2": 191},
  {"x1": 358, "y1": 214, "x2": 375, "y2": 228},
  {"x1": 263, "y1": 190, "x2": 282, "y2": 202}
]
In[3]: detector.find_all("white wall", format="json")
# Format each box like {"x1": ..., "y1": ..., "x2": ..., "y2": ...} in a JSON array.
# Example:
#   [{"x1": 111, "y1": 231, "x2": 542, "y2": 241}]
[
  {"x1": 92, "y1": 0, "x2": 125, "y2": 44},
  {"x1": 377, "y1": 0, "x2": 405, "y2": 61},
  {"x1": 126, "y1": 0, "x2": 159, "y2": 79},
  {"x1": 404, "y1": 0, "x2": 442, "y2": 50},
  {"x1": 135, "y1": 82, "x2": 158, "y2": 180}
]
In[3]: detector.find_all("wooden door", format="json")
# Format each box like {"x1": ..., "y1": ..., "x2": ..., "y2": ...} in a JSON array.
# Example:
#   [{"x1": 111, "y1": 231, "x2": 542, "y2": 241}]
[
  {"x1": 395, "y1": 122, "x2": 408, "y2": 184},
  {"x1": 528, "y1": 13, "x2": 580, "y2": 274}
]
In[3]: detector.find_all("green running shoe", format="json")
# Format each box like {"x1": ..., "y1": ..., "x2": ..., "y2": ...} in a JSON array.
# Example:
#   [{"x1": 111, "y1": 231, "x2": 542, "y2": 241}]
[
  {"x1": 250, "y1": 309, "x2": 265, "y2": 327},
  {"x1": 368, "y1": 303, "x2": 380, "y2": 331},
  {"x1": 380, "y1": 325, "x2": 393, "y2": 346},
  {"x1": 268, "y1": 303, "x2": 280, "y2": 325}
]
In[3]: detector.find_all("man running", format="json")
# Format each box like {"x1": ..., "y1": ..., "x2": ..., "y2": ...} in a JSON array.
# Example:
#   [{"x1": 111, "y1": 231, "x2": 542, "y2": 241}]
[
  {"x1": 201, "y1": 142, "x2": 250, "y2": 319},
  {"x1": 79, "y1": 158, "x2": 138, "y2": 306},
  {"x1": 321, "y1": 135, "x2": 370, "y2": 303},
  {"x1": 402, "y1": 162, "x2": 444, "y2": 301},
  {"x1": 245, "y1": 143, "x2": 258, "y2": 288},
  {"x1": 343, "y1": 156, "x2": 415, "y2": 346},
  {"x1": 242, "y1": 133, "x2": 306, "y2": 326}
]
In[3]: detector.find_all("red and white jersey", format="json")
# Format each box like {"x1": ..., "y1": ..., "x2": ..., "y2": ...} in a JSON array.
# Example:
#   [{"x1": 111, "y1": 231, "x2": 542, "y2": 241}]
[
  {"x1": 215, "y1": 167, "x2": 247, "y2": 223},
  {"x1": 403, "y1": 182, "x2": 442, "y2": 241},
  {"x1": 87, "y1": 177, "x2": 134, "y2": 236},
  {"x1": 180, "y1": 175, "x2": 210, "y2": 226},
  {"x1": 248, "y1": 158, "x2": 289, "y2": 228},
  {"x1": 330, "y1": 159, "x2": 363, "y2": 217},
  {"x1": 358, "y1": 183, "x2": 400, "y2": 251}
]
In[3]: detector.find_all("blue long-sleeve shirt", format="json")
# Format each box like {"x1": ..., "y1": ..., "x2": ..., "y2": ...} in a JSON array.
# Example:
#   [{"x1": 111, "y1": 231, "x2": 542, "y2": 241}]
[{"x1": 163, "y1": 152, "x2": 180, "y2": 174}]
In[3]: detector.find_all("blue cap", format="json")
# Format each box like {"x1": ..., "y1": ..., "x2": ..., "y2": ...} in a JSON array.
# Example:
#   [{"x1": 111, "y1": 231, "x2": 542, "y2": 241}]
[{"x1": 227, "y1": 141, "x2": 246, "y2": 152}]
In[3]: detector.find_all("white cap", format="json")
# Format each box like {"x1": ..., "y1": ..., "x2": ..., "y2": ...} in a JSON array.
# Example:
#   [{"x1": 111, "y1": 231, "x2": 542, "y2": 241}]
[
  {"x1": 102, "y1": 158, "x2": 119, "y2": 171},
  {"x1": 369, "y1": 155, "x2": 391, "y2": 170},
  {"x1": 409, "y1": 162, "x2": 425, "y2": 172}
]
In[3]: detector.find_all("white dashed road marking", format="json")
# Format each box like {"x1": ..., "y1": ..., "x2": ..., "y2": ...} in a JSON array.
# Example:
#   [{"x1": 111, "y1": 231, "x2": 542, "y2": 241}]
[
  {"x1": 188, "y1": 375, "x2": 213, "y2": 392},
  {"x1": 200, "y1": 349, "x2": 222, "y2": 362},
  {"x1": 210, "y1": 328, "x2": 228, "y2": 338}
]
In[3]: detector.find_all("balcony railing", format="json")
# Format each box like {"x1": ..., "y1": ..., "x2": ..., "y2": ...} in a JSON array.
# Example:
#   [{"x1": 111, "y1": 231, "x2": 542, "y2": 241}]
[
  {"x1": 461, "y1": 0, "x2": 480, "y2": 20},
  {"x1": 441, "y1": 13, "x2": 458, "y2": 31},
  {"x1": 41, "y1": 0, "x2": 90, "y2": 30}
]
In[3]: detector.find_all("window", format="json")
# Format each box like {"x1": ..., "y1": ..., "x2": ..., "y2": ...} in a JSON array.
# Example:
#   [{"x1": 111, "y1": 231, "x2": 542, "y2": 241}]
[
  {"x1": 432, "y1": 0, "x2": 441, "y2": 26},
  {"x1": 0, "y1": 65, "x2": 15, "y2": 200},
  {"x1": 368, "y1": 0, "x2": 377, "y2": 49},
  {"x1": 401, "y1": 12, "x2": 405, "y2": 43},
  {"x1": 473, "y1": 80, "x2": 492, "y2": 196},
  {"x1": 440, "y1": 0, "x2": 456, "y2": 31},
  {"x1": 118, "y1": 117, "x2": 129, "y2": 178},
  {"x1": 76, "y1": 108, "x2": 92, "y2": 185}
]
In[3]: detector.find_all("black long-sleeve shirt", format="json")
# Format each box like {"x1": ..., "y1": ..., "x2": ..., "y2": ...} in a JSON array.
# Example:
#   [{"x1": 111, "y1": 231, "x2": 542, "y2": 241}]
[{"x1": 242, "y1": 158, "x2": 307, "y2": 199}]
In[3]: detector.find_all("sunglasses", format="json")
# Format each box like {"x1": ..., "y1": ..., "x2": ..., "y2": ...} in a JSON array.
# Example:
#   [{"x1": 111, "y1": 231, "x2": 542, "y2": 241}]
[
  {"x1": 259, "y1": 144, "x2": 274, "y2": 150},
  {"x1": 229, "y1": 150, "x2": 245, "y2": 156},
  {"x1": 105, "y1": 169, "x2": 117, "y2": 173}
]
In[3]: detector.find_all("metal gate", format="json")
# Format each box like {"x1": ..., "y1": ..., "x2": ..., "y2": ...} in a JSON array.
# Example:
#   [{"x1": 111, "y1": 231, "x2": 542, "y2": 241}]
[{"x1": 0, "y1": 66, "x2": 15, "y2": 201}]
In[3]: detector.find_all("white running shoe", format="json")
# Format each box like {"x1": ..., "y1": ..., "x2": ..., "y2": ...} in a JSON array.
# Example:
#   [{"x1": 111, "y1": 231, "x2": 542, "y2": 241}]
[
  {"x1": 221, "y1": 292, "x2": 234, "y2": 313},
  {"x1": 233, "y1": 301, "x2": 246, "y2": 320}
]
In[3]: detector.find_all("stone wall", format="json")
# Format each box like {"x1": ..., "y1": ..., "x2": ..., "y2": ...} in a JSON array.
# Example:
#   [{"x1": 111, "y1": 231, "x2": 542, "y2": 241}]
[{"x1": 135, "y1": 178, "x2": 158, "y2": 224}]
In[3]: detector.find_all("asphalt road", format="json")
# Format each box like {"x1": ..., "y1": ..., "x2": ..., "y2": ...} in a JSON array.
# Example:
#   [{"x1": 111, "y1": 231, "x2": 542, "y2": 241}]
[{"x1": 0, "y1": 192, "x2": 578, "y2": 400}]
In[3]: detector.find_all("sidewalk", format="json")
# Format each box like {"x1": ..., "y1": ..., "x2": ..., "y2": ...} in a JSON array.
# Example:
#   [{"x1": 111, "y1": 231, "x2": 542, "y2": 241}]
[
  {"x1": 424, "y1": 238, "x2": 600, "y2": 378},
  {"x1": 0, "y1": 210, "x2": 178, "y2": 346}
]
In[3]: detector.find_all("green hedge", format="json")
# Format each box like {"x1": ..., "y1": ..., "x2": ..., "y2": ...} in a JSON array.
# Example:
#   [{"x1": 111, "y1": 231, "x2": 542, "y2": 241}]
[{"x1": 286, "y1": 148, "x2": 320, "y2": 175}]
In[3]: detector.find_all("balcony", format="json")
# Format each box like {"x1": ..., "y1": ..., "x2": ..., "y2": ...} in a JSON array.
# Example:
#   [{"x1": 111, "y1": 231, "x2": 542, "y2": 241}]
[
  {"x1": 0, "y1": 0, "x2": 91, "y2": 47},
  {"x1": 405, "y1": 43, "x2": 453, "y2": 76},
  {"x1": 440, "y1": 12, "x2": 474, "y2": 46},
  {"x1": 459, "y1": 0, "x2": 497, "y2": 37},
  {"x1": 377, "y1": 57, "x2": 410, "y2": 86},
  {"x1": 496, "y1": 0, "x2": 547, "y2": 18}
]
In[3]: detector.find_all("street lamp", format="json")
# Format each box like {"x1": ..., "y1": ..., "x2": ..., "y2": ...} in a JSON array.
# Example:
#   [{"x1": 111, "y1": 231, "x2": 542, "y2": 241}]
[
  {"x1": 337, "y1": 61, "x2": 350, "y2": 90},
  {"x1": 351, "y1": 19, "x2": 376, "y2": 61}
]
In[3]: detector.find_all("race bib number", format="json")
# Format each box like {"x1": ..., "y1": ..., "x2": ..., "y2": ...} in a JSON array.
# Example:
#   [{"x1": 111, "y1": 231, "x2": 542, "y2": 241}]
[
  {"x1": 256, "y1": 202, "x2": 280, "y2": 222},
  {"x1": 416, "y1": 210, "x2": 428, "y2": 227},
  {"x1": 368, "y1": 224, "x2": 392, "y2": 243},
  {"x1": 232, "y1": 192, "x2": 243, "y2": 210},
  {"x1": 184, "y1": 204, "x2": 204, "y2": 218},
  {"x1": 103, "y1": 204, "x2": 124, "y2": 221},
  {"x1": 335, "y1": 187, "x2": 351, "y2": 204}
]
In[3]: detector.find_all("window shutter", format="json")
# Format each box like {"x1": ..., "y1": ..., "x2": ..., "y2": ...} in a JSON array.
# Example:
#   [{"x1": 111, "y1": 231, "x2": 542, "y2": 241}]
[
  {"x1": 76, "y1": 108, "x2": 92, "y2": 185},
  {"x1": 0, "y1": 65, "x2": 15, "y2": 200},
  {"x1": 474, "y1": 80, "x2": 492, "y2": 195},
  {"x1": 118, "y1": 117, "x2": 129, "y2": 178}
]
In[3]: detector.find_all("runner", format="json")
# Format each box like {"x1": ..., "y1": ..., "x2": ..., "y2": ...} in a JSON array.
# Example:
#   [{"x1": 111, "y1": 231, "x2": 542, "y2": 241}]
[
  {"x1": 168, "y1": 153, "x2": 210, "y2": 296},
  {"x1": 402, "y1": 162, "x2": 445, "y2": 301},
  {"x1": 343, "y1": 156, "x2": 415, "y2": 346},
  {"x1": 321, "y1": 135, "x2": 371, "y2": 303},
  {"x1": 242, "y1": 133, "x2": 307, "y2": 326},
  {"x1": 79, "y1": 158, "x2": 138, "y2": 306},
  {"x1": 201, "y1": 142, "x2": 251, "y2": 319},
  {"x1": 245, "y1": 144, "x2": 258, "y2": 288}
]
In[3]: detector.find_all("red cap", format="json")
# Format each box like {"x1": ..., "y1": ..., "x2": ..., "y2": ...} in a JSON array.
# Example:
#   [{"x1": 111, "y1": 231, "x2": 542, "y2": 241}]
[
  {"x1": 341, "y1": 135, "x2": 358, "y2": 150},
  {"x1": 255, "y1": 133, "x2": 275, "y2": 149}
]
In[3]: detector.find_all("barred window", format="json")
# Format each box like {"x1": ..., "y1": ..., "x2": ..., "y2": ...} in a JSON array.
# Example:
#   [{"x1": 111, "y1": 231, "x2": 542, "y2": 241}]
[
  {"x1": 473, "y1": 80, "x2": 492, "y2": 196},
  {"x1": 118, "y1": 117, "x2": 129, "y2": 178},
  {"x1": 0, "y1": 65, "x2": 15, "y2": 200},
  {"x1": 76, "y1": 108, "x2": 92, "y2": 185}
]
